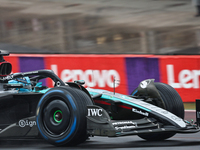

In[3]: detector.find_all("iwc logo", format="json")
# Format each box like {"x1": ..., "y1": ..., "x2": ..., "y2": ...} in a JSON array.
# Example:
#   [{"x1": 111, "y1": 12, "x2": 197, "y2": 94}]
[{"x1": 88, "y1": 109, "x2": 103, "y2": 116}]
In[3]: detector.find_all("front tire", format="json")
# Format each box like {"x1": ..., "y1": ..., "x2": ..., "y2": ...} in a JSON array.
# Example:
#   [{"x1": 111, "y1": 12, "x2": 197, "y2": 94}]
[
  {"x1": 36, "y1": 86, "x2": 92, "y2": 146},
  {"x1": 138, "y1": 82, "x2": 184, "y2": 141}
]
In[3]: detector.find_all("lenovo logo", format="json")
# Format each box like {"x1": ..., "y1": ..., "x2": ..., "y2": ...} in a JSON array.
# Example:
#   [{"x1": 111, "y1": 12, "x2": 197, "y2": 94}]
[
  {"x1": 167, "y1": 65, "x2": 200, "y2": 89},
  {"x1": 51, "y1": 65, "x2": 120, "y2": 88}
]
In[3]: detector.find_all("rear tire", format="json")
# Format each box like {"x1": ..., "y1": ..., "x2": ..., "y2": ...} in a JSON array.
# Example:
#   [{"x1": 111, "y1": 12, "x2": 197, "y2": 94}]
[
  {"x1": 36, "y1": 86, "x2": 92, "y2": 146},
  {"x1": 138, "y1": 82, "x2": 184, "y2": 141}
]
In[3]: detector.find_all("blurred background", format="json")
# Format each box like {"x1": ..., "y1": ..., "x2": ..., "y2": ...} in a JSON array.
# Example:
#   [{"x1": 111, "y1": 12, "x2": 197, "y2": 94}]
[
  {"x1": 1, "y1": 0, "x2": 200, "y2": 109},
  {"x1": 0, "y1": 0, "x2": 199, "y2": 54}
]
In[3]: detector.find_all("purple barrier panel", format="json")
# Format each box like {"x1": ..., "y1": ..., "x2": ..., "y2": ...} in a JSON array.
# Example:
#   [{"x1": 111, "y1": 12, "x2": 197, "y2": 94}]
[
  {"x1": 19, "y1": 57, "x2": 46, "y2": 85},
  {"x1": 125, "y1": 57, "x2": 160, "y2": 94}
]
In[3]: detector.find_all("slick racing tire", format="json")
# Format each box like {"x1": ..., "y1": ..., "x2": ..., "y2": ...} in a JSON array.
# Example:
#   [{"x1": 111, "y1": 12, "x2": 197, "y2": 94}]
[
  {"x1": 36, "y1": 86, "x2": 93, "y2": 146},
  {"x1": 60, "y1": 86, "x2": 93, "y2": 145},
  {"x1": 138, "y1": 82, "x2": 184, "y2": 141}
]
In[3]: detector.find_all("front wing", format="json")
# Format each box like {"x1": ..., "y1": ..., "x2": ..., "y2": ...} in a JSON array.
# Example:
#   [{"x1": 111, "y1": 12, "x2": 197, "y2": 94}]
[{"x1": 87, "y1": 105, "x2": 199, "y2": 137}]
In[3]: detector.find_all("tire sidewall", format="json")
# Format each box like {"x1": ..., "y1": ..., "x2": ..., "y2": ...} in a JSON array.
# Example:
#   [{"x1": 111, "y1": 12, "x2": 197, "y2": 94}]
[
  {"x1": 36, "y1": 87, "x2": 79, "y2": 145},
  {"x1": 138, "y1": 82, "x2": 184, "y2": 141}
]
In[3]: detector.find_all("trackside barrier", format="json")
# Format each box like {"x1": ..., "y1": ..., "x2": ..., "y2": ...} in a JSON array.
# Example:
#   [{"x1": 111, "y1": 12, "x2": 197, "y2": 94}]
[{"x1": 4, "y1": 54, "x2": 200, "y2": 102}]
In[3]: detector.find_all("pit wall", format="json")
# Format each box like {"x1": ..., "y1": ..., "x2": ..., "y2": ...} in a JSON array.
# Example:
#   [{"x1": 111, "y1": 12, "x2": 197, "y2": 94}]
[{"x1": 5, "y1": 54, "x2": 200, "y2": 102}]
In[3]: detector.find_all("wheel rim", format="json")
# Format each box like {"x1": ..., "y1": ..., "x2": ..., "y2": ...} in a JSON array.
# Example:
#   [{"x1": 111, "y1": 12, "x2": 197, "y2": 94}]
[
  {"x1": 43, "y1": 100, "x2": 71, "y2": 135},
  {"x1": 53, "y1": 110, "x2": 63, "y2": 123}
]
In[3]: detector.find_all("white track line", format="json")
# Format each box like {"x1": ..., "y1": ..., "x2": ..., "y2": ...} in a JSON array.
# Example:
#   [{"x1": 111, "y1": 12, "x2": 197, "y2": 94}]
[{"x1": 185, "y1": 110, "x2": 196, "y2": 112}]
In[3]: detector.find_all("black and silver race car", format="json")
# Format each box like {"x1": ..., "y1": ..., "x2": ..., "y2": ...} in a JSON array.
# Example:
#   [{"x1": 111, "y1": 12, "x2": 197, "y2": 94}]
[{"x1": 0, "y1": 50, "x2": 199, "y2": 146}]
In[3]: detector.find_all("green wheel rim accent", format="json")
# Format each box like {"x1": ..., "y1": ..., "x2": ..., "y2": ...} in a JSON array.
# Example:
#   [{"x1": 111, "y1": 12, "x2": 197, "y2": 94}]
[{"x1": 53, "y1": 110, "x2": 63, "y2": 123}]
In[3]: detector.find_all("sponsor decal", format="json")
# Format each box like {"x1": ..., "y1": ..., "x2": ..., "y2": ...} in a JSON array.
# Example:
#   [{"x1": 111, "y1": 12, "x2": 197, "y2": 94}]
[
  {"x1": 112, "y1": 121, "x2": 137, "y2": 126},
  {"x1": 115, "y1": 125, "x2": 137, "y2": 130},
  {"x1": 55, "y1": 68, "x2": 120, "y2": 88},
  {"x1": 18, "y1": 120, "x2": 36, "y2": 127},
  {"x1": 22, "y1": 71, "x2": 39, "y2": 75},
  {"x1": 88, "y1": 109, "x2": 103, "y2": 116},
  {"x1": 132, "y1": 108, "x2": 149, "y2": 116},
  {"x1": 2, "y1": 74, "x2": 13, "y2": 80},
  {"x1": 140, "y1": 81, "x2": 148, "y2": 88},
  {"x1": 166, "y1": 64, "x2": 200, "y2": 89},
  {"x1": 159, "y1": 56, "x2": 200, "y2": 102},
  {"x1": 113, "y1": 121, "x2": 137, "y2": 130},
  {"x1": 44, "y1": 56, "x2": 128, "y2": 94},
  {"x1": 140, "y1": 79, "x2": 151, "y2": 89}
]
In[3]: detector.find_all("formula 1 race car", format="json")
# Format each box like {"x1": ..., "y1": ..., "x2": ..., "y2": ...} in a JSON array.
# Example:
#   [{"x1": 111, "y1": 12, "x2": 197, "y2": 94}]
[{"x1": 0, "y1": 50, "x2": 199, "y2": 146}]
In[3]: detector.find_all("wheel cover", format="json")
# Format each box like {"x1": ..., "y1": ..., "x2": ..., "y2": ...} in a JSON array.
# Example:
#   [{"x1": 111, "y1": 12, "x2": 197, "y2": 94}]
[{"x1": 43, "y1": 100, "x2": 71, "y2": 135}]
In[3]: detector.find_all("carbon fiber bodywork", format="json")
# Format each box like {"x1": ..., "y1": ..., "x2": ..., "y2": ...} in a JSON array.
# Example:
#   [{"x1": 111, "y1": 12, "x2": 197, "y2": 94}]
[
  {"x1": 86, "y1": 88, "x2": 199, "y2": 137},
  {"x1": 0, "y1": 70, "x2": 198, "y2": 141},
  {"x1": 0, "y1": 50, "x2": 199, "y2": 146}
]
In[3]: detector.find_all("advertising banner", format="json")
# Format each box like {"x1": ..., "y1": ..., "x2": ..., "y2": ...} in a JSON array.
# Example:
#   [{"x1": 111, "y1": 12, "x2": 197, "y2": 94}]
[
  {"x1": 159, "y1": 56, "x2": 200, "y2": 102},
  {"x1": 44, "y1": 55, "x2": 129, "y2": 94},
  {"x1": 19, "y1": 56, "x2": 46, "y2": 85},
  {"x1": 4, "y1": 54, "x2": 200, "y2": 102},
  {"x1": 125, "y1": 57, "x2": 160, "y2": 94}
]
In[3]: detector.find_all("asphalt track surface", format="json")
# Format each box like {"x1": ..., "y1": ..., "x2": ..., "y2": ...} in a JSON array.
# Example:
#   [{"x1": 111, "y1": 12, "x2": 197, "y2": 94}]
[{"x1": 0, "y1": 111, "x2": 199, "y2": 150}]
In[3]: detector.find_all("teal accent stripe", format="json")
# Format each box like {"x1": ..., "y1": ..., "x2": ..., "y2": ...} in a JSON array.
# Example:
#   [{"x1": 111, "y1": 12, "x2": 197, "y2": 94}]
[
  {"x1": 89, "y1": 91, "x2": 100, "y2": 96},
  {"x1": 89, "y1": 91, "x2": 151, "y2": 112}
]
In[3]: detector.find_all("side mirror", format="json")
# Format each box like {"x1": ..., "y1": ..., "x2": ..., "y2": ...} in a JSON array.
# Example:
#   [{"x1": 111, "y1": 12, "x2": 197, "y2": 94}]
[
  {"x1": 74, "y1": 80, "x2": 85, "y2": 85},
  {"x1": 0, "y1": 62, "x2": 12, "y2": 76}
]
